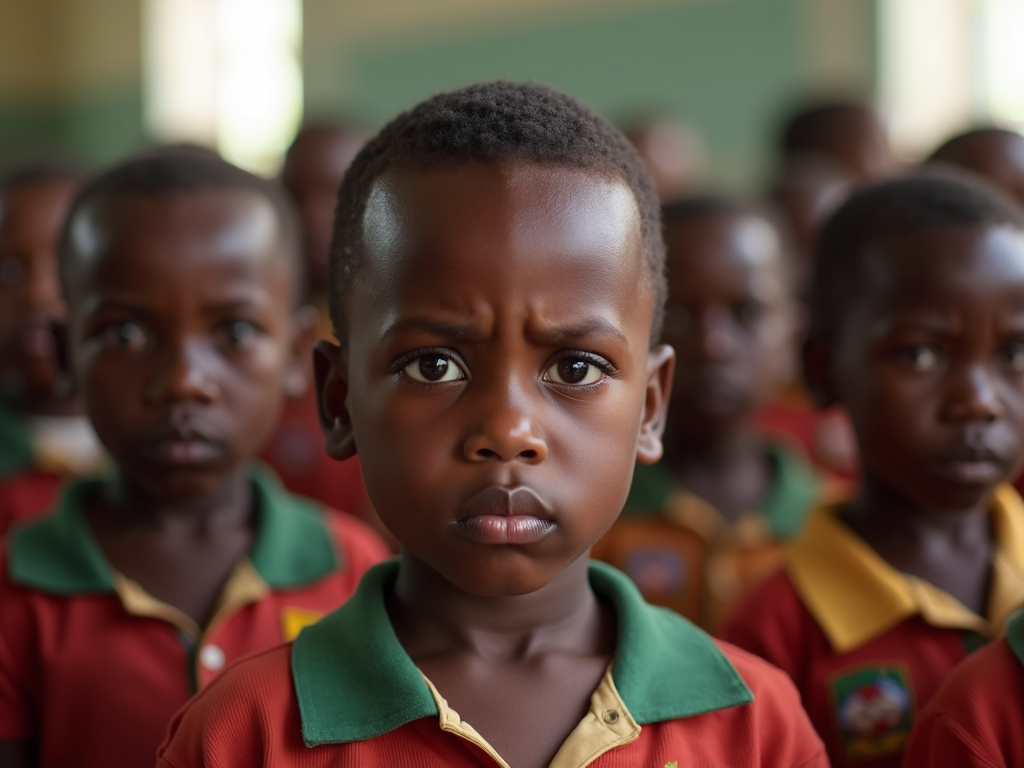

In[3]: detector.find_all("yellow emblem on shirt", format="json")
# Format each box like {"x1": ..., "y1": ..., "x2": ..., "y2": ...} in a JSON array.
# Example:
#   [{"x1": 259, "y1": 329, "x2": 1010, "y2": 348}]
[{"x1": 281, "y1": 607, "x2": 324, "y2": 640}]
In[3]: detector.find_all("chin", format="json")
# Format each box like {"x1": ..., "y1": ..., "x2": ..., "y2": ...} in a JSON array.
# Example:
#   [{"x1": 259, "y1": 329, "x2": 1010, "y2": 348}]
[{"x1": 439, "y1": 557, "x2": 564, "y2": 598}]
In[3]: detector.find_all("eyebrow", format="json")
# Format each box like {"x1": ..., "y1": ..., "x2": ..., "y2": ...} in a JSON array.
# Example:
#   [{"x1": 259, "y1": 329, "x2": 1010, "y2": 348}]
[
  {"x1": 381, "y1": 317, "x2": 485, "y2": 344},
  {"x1": 528, "y1": 318, "x2": 629, "y2": 346},
  {"x1": 380, "y1": 316, "x2": 630, "y2": 346}
]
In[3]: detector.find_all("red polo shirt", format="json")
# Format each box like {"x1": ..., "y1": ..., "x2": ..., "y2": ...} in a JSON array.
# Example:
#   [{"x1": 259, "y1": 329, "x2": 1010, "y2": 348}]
[
  {"x1": 902, "y1": 610, "x2": 1024, "y2": 767},
  {"x1": 0, "y1": 466, "x2": 390, "y2": 768},
  {"x1": 0, "y1": 468, "x2": 61, "y2": 536},
  {"x1": 719, "y1": 486, "x2": 1024, "y2": 768},
  {"x1": 157, "y1": 560, "x2": 827, "y2": 768}
]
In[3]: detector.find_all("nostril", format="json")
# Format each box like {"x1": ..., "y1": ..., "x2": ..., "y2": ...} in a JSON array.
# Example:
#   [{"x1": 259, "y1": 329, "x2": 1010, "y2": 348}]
[
  {"x1": 476, "y1": 448, "x2": 499, "y2": 459},
  {"x1": 519, "y1": 450, "x2": 537, "y2": 459}
]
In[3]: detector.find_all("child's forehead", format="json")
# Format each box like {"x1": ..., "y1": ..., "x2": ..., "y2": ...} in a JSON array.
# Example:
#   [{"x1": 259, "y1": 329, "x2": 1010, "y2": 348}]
[{"x1": 666, "y1": 211, "x2": 783, "y2": 274}]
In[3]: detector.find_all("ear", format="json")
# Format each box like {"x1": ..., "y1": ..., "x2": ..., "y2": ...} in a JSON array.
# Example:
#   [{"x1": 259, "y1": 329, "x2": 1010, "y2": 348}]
[
  {"x1": 636, "y1": 344, "x2": 676, "y2": 465},
  {"x1": 283, "y1": 306, "x2": 319, "y2": 400},
  {"x1": 313, "y1": 339, "x2": 357, "y2": 460},
  {"x1": 802, "y1": 335, "x2": 838, "y2": 409}
]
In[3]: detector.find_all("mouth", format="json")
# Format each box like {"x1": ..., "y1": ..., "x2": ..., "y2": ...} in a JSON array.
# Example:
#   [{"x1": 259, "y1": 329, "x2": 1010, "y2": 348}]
[
  {"x1": 453, "y1": 486, "x2": 556, "y2": 546},
  {"x1": 142, "y1": 424, "x2": 226, "y2": 466},
  {"x1": 929, "y1": 450, "x2": 1007, "y2": 486}
]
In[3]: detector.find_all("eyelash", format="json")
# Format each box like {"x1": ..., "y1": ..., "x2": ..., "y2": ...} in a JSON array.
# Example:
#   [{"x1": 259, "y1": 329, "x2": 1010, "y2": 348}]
[{"x1": 391, "y1": 348, "x2": 618, "y2": 388}]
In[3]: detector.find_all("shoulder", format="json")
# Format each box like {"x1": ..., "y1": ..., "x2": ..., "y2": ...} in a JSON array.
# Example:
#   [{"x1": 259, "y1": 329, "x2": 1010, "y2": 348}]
[
  {"x1": 719, "y1": 567, "x2": 807, "y2": 637},
  {"x1": 715, "y1": 640, "x2": 804, "y2": 707},
  {"x1": 157, "y1": 643, "x2": 304, "y2": 766}
]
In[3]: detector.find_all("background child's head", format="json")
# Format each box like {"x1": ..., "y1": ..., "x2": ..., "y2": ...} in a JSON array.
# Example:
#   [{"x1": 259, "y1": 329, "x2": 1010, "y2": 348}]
[
  {"x1": 807, "y1": 172, "x2": 1024, "y2": 511},
  {"x1": 660, "y1": 195, "x2": 798, "y2": 446},
  {"x1": 0, "y1": 162, "x2": 82, "y2": 412},
  {"x1": 58, "y1": 150, "x2": 313, "y2": 500},
  {"x1": 281, "y1": 124, "x2": 365, "y2": 296},
  {"x1": 778, "y1": 100, "x2": 894, "y2": 183},
  {"x1": 622, "y1": 116, "x2": 707, "y2": 202},
  {"x1": 928, "y1": 128, "x2": 1024, "y2": 210},
  {"x1": 315, "y1": 81, "x2": 673, "y2": 595}
]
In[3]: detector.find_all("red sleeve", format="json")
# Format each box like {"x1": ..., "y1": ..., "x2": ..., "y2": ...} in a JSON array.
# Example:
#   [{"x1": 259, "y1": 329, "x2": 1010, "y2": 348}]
[
  {"x1": 717, "y1": 641, "x2": 829, "y2": 767},
  {"x1": 157, "y1": 644, "x2": 301, "y2": 768},
  {"x1": 323, "y1": 509, "x2": 392, "y2": 579},
  {"x1": 717, "y1": 568, "x2": 813, "y2": 684},
  {"x1": 0, "y1": 547, "x2": 39, "y2": 741},
  {"x1": 0, "y1": 471, "x2": 61, "y2": 538},
  {"x1": 902, "y1": 638, "x2": 1023, "y2": 768}
]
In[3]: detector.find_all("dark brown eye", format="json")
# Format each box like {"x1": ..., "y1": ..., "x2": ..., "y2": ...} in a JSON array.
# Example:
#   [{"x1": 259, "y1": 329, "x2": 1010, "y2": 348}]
[
  {"x1": 404, "y1": 355, "x2": 464, "y2": 383},
  {"x1": 544, "y1": 358, "x2": 603, "y2": 386}
]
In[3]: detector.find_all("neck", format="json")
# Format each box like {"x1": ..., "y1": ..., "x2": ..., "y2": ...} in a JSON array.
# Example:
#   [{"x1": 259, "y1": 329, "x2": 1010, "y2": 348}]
[
  {"x1": 97, "y1": 466, "x2": 253, "y2": 535},
  {"x1": 844, "y1": 472, "x2": 993, "y2": 550},
  {"x1": 390, "y1": 553, "x2": 608, "y2": 661}
]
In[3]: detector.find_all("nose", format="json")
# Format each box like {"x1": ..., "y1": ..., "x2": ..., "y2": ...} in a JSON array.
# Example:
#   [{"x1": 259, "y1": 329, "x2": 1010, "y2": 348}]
[
  {"x1": 463, "y1": 386, "x2": 548, "y2": 464},
  {"x1": 146, "y1": 338, "x2": 218, "y2": 404},
  {"x1": 942, "y1": 363, "x2": 1003, "y2": 423}
]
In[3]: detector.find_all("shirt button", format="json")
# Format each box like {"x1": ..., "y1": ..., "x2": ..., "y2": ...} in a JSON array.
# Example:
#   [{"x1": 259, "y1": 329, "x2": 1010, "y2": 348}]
[
  {"x1": 200, "y1": 644, "x2": 226, "y2": 671},
  {"x1": 602, "y1": 709, "x2": 620, "y2": 724}
]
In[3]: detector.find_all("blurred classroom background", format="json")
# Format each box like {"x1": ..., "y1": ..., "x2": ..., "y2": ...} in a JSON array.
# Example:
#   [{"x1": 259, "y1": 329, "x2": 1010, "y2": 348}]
[{"x1": 0, "y1": 0, "x2": 1021, "y2": 188}]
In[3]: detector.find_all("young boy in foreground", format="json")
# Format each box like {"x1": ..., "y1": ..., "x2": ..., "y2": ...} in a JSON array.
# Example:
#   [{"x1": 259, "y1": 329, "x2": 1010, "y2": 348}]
[
  {"x1": 719, "y1": 172, "x2": 1024, "y2": 768},
  {"x1": 0, "y1": 164, "x2": 105, "y2": 534},
  {"x1": 156, "y1": 82, "x2": 827, "y2": 768},
  {"x1": 590, "y1": 195, "x2": 821, "y2": 631},
  {"x1": 0, "y1": 152, "x2": 389, "y2": 768}
]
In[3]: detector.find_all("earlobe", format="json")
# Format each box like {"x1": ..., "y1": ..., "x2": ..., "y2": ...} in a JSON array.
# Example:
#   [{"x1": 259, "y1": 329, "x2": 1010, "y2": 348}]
[
  {"x1": 313, "y1": 340, "x2": 357, "y2": 460},
  {"x1": 636, "y1": 344, "x2": 675, "y2": 465},
  {"x1": 284, "y1": 306, "x2": 320, "y2": 400},
  {"x1": 802, "y1": 336, "x2": 838, "y2": 409}
]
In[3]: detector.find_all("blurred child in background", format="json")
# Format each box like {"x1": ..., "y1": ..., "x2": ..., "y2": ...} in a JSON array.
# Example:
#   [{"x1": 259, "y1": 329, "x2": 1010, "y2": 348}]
[
  {"x1": 0, "y1": 163, "x2": 105, "y2": 535},
  {"x1": 261, "y1": 124, "x2": 373, "y2": 525},
  {"x1": 0, "y1": 151, "x2": 389, "y2": 768},
  {"x1": 720, "y1": 172, "x2": 1024, "y2": 768},
  {"x1": 591, "y1": 194, "x2": 825, "y2": 631},
  {"x1": 928, "y1": 127, "x2": 1024, "y2": 210},
  {"x1": 623, "y1": 115, "x2": 707, "y2": 202}
]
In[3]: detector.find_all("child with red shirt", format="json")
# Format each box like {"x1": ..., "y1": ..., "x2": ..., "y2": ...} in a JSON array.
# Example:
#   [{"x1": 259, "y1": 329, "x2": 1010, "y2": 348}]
[
  {"x1": 0, "y1": 151, "x2": 389, "y2": 768},
  {"x1": 720, "y1": 171, "x2": 1024, "y2": 768},
  {"x1": 155, "y1": 81, "x2": 828, "y2": 768}
]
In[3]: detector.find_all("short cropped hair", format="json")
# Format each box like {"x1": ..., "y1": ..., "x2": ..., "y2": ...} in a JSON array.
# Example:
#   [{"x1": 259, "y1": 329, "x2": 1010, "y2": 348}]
[
  {"x1": 0, "y1": 160, "x2": 82, "y2": 194},
  {"x1": 811, "y1": 171, "x2": 1024, "y2": 340},
  {"x1": 329, "y1": 80, "x2": 666, "y2": 345},
  {"x1": 58, "y1": 149, "x2": 304, "y2": 305},
  {"x1": 778, "y1": 101, "x2": 877, "y2": 159},
  {"x1": 928, "y1": 127, "x2": 1024, "y2": 163}
]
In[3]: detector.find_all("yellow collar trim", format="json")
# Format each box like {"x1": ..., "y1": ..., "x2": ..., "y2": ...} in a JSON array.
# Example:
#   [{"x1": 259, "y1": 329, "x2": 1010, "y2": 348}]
[
  {"x1": 422, "y1": 665, "x2": 641, "y2": 768},
  {"x1": 664, "y1": 490, "x2": 771, "y2": 545},
  {"x1": 786, "y1": 484, "x2": 1024, "y2": 653},
  {"x1": 113, "y1": 558, "x2": 270, "y2": 643}
]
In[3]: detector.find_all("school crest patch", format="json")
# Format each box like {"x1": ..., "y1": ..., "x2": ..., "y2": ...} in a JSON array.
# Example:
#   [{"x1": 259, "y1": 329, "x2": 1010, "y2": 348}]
[
  {"x1": 829, "y1": 664, "x2": 915, "y2": 760},
  {"x1": 625, "y1": 548, "x2": 686, "y2": 597}
]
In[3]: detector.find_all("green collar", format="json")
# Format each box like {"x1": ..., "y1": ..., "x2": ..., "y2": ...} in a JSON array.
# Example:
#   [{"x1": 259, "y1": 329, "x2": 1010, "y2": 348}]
[
  {"x1": 292, "y1": 560, "x2": 753, "y2": 746},
  {"x1": 8, "y1": 464, "x2": 339, "y2": 593},
  {"x1": 1007, "y1": 609, "x2": 1024, "y2": 667},
  {"x1": 621, "y1": 441, "x2": 816, "y2": 539},
  {"x1": 0, "y1": 399, "x2": 34, "y2": 476}
]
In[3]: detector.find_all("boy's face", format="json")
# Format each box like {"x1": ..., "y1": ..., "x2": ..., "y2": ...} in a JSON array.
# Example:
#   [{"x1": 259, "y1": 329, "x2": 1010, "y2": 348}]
[
  {"x1": 317, "y1": 163, "x2": 673, "y2": 596},
  {"x1": 816, "y1": 224, "x2": 1024, "y2": 512},
  {"x1": 661, "y1": 213, "x2": 794, "y2": 440},
  {"x1": 65, "y1": 189, "x2": 307, "y2": 500},
  {"x1": 0, "y1": 178, "x2": 78, "y2": 401}
]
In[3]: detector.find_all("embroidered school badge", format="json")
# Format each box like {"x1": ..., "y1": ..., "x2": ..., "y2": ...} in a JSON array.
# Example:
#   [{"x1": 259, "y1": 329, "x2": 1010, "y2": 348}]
[
  {"x1": 625, "y1": 547, "x2": 686, "y2": 597},
  {"x1": 828, "y1": 664, "x2": 915, "y2": 761}
]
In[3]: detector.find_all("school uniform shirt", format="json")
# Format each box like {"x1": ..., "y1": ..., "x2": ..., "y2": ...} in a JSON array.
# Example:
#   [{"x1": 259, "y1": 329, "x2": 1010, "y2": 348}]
[
  {"x1": 590, "y1": 442, "x2": 821, "y2": 631},
  {"x1": 0, "y1": 466, "x2": 390, "y2": 768},
  {"x1": 0, "y1": 399, "x2": 106, "y2": 536},
  {"x1": 901, "y1": 609, "x2": 1024, "y2": 768},
  {"x1": 156, "y1": 559, "x2": 828, "y2": 768},
  {"x1": 718, "y1": 484, "x2": 1024, "y2": 768}
]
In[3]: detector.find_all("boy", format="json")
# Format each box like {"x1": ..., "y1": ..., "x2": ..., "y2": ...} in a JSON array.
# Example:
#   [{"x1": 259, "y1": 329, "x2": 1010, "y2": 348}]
[
  {"x1": 0, "y1": 163, "x2": 105, "y2": 534},
  {"x1": 155, "y1": 81, "x2": 828, "y2": 768},
  {"x1": 0, "y1": 151, "x2": 390, "y2": 768},
  {"x1": 590, "y1": 195, "x2": 823, "y2": 631},
  {"x1": 901, "y1": 608, "x2": 1024, "y2": 767},
  {"x1": 928, "y1": 127, "x2": 1024, "y2": 209},
  {"x1": 719, "y1": 172, "x2": 1024, "y2": 768},
  {"x1": 621, "y1": 116, "x2": 706, "y2": 202}
]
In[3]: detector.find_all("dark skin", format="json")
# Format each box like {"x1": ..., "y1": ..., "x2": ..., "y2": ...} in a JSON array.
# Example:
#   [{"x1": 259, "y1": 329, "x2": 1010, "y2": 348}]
[
  {"x1": 623, "y1": 118, "x2": 704, "y2": 202},
  {"x1": 0, "y1": 177, "x2": 80, "y2": 415},
  {"x1": 281, "y1": 126, "x2": 364, "y2": 295},
  {"x1": 805, "y1": 224, "x2": 1024, "y2": 613},
  {"x1": 931, "y1": 130, "x2": 1024, "y2": 210},
  {"x1": 661, "y1": 211, "x2": 798, "y2": 522},
  {"x1": 316, "y1": 162, "x2": 674, "y2": 768}
]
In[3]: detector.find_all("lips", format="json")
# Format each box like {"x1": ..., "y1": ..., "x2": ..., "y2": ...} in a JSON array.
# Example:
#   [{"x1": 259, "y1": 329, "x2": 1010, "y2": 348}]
[
  {"x1": 929, "y1": 449, "x2": 1007, "y2": 486},
  {"x1": 453, "y1": 486, "x2": 556, "y2": 546},
  {"x1": 142, "y1": 423, "x2": 226, "y2": 466}
]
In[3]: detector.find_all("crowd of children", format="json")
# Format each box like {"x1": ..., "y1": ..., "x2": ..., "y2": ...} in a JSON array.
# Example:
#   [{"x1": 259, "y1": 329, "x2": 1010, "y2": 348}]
[{"x1": 1, "y1": 74, "x2": 1024, "y2": 768}]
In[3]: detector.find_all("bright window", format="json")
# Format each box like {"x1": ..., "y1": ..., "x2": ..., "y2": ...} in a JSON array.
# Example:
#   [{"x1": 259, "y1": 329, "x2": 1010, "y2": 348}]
[{"x1": 142, "y1": 0, "x2": 303, "y2": 175}]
